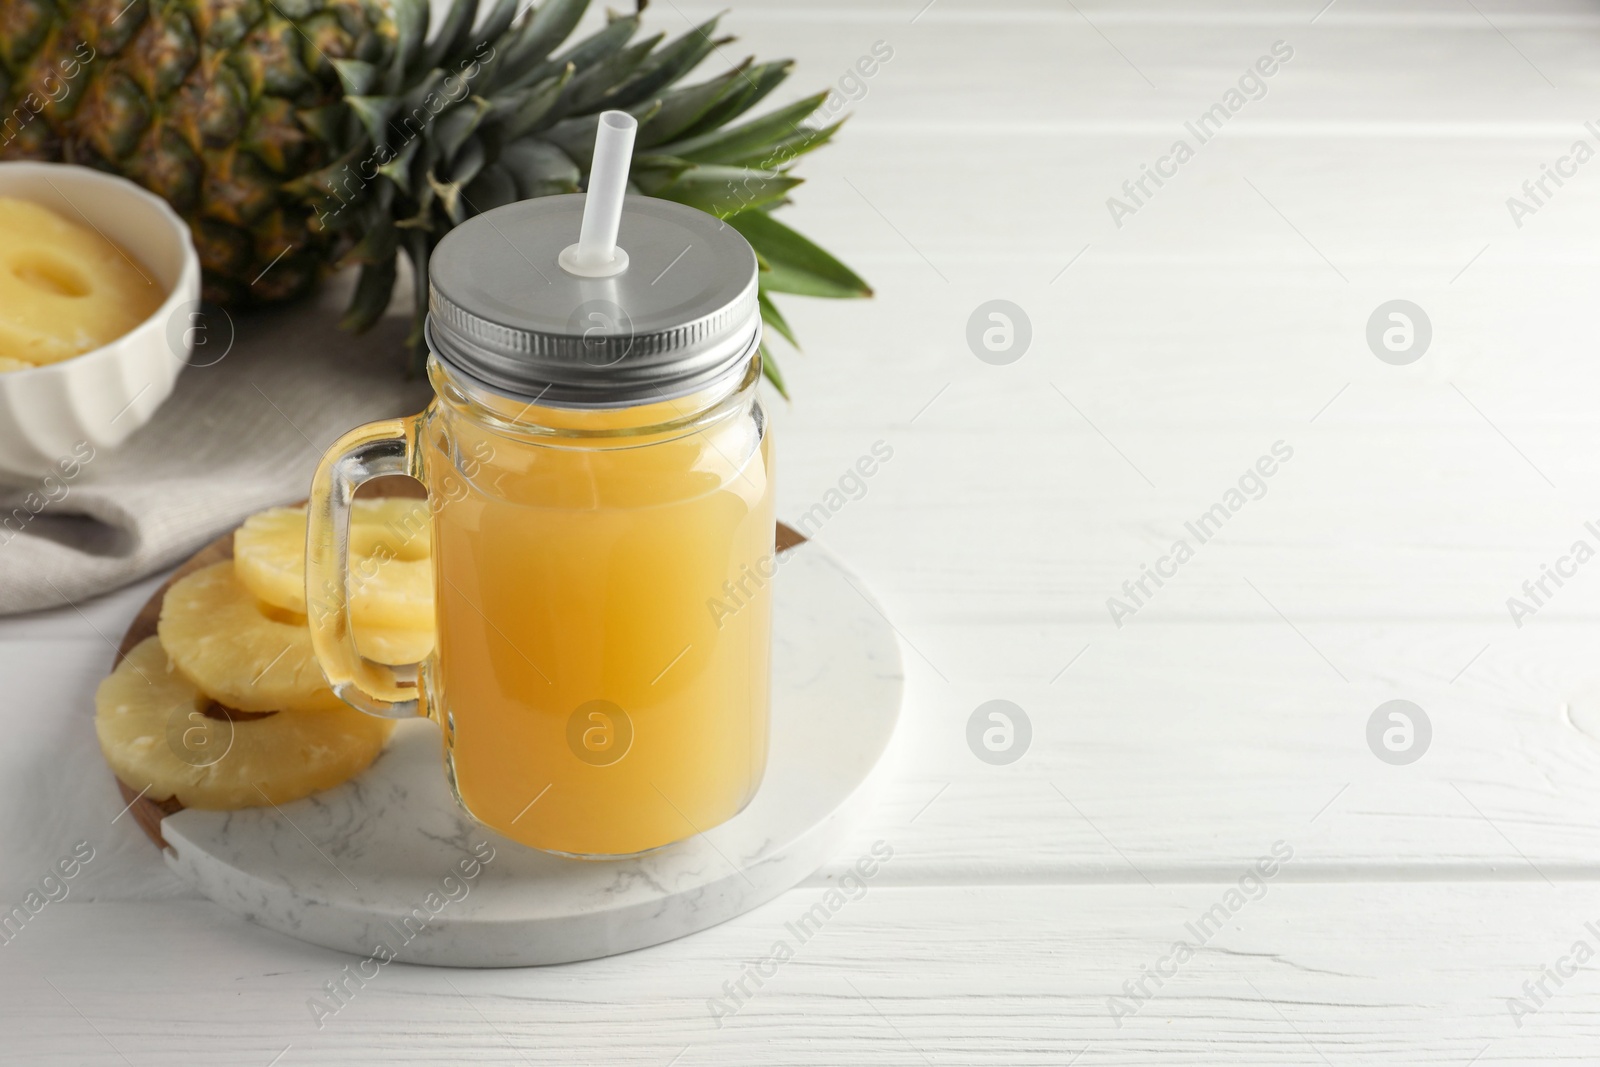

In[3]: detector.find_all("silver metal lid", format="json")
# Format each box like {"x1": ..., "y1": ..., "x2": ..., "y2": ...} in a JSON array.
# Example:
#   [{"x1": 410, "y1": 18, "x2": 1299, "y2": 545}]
[{"x1": 426, "y1": 194, "x2": 761, "y2": 408}]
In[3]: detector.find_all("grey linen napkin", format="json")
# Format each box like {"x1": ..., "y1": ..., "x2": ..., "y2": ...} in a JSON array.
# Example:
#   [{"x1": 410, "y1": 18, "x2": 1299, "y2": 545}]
[{"x1": 0, "y1": 273, "x2": 433, "y2": 614}]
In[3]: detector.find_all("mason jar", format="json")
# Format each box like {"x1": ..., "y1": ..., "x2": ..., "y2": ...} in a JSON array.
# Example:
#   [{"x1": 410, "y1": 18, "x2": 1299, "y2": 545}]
[{"x1": 307, "y1": 194, "x2": 773, "y2": 858}]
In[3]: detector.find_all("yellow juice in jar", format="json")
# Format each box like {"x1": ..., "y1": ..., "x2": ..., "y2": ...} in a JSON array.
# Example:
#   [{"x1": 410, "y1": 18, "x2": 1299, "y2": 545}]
[{"x1": 424, "y1": 381, "x2": 774, "y2": 856}]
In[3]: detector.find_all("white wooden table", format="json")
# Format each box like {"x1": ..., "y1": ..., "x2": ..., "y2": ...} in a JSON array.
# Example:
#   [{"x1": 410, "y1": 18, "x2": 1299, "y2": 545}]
[{"x1": 8, "y1": 0, "x2": 1600, "y2": 1061}]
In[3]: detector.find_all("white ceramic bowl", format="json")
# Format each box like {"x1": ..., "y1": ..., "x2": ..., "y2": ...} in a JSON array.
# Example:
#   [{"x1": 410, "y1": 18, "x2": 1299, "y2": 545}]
[{"x1": 0, "y1": 162, "x2": 201, "y2": 484}]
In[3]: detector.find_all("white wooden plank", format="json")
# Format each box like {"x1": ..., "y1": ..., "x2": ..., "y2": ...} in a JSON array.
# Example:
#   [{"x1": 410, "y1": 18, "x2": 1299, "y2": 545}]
[
  {"x1": 838, "y1": 619, "x2": 1600, "y2": 881},
  {"x1": 4, "y1": 886, "x2": 1599, "y2": 1064},
  {"x1": 715, "y1": 0, "x2": 1600, "y2": 21},
  {"x1": 762, "y1": 258, "x2": 1600, "y2": 625},
  {"x1": 646, "y1": 0, "x2": 1600, "y2": 130},
  {"x1": 778, "y1": 139, "x2": 1600, "y2": 278},
  {"x1": 837, "y1": 617, "x2": 1600, "y2": 880}
]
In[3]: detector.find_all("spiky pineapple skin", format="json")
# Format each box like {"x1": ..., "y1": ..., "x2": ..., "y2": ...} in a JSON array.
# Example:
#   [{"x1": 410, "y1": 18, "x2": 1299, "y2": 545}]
[{"x1": 0, "y1": 0, "x2": 391, "y2": 304}]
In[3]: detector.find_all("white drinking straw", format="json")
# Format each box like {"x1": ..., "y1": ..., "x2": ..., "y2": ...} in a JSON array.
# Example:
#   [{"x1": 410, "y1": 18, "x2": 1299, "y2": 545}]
[{"x1": 559, "y1": 110, "x2": 637, "y2": 277}]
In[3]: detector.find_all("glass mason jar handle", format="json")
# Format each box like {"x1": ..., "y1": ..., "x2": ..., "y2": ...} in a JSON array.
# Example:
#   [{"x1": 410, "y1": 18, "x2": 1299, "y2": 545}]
[{"x1": 306, "y1": 416, "x2": 425, "y2": 718}]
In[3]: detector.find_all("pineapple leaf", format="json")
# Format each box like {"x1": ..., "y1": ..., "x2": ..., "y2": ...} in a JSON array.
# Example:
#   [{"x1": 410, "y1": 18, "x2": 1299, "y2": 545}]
[
  {"x1": 402, "y1": 229, "x2": 433, "y2": 362},
  {"x1": 759, "y1": 340, "x2": 790, "y2": 400},
  {"x1": 342, "y1": 257, "x2": 398, "y2": 332},
  {"x1": 427, "y1": 171, "x2": 466, "y2": 224},
  {"x1": 448, "y1": 138, "x2": 487, "y2": 187},
  {"x1": 677, "y1": 60, "x2": 792, "y2": 141},
  {"x1": 758, "y1": 290, "x2": 799, "y2": 350},
  {"x1": 409, "y1": 133, "x2": 442, "y2": 202},
  {"x1": 719, "y1": 121, "x2": 841, "y2": 170},
  {"x1": 423, "y1": 0, "x2": 479, "y2": 72},
  {"x1": 465, "y1": 163, "x2": 519, "y2": 211},
  {"x1": 729, "y1": 210, "x2": 872, "y2": 299},
  {"x1": 468, "y1": 0, "x2": 521, "y2": 57},
  {"x1": 434, "y1": 95, "x2": 491, "y2": 160},
  {"x1": 659, "y1": 90, "x2": 827, "y2": 163},
  {"x1": 330, "y1": 58, "x2": 380, "y2": 96},
  {"x1": 494, "y1": 65, "x2": 574, "y2": 141},
  {"x1": 495, "y1": 0, "x2": 590, "y2": 86},
  {"x1": 556, "y1": 34, "x2": 662, "y2": 118},
  {"x1": 629, "y1": 153, "x2": 694, "y2": 188},
  {"x1": 650, "y1": 164, "x2": 800, "y2": 216},
  {"x1": 602, "y1": 18, "x2": 727, "y2": 112},
  {"x1": 337, "y1": 193, "x2": 399, "y2": 266},
  {"x1": 512, "y1": 12, "x2": 638, "y2": 96},
  {"x1": 345, "y1": 95, "x2": 399, "y2": 150},
  {"x1": 336, "y1": 207, "x2": 398, "y2": 267},
  {"x1": 398, "y1": 68, "x2": 446, "y2": 115},
  {"x1": 634, "y1": 62, "x2": 753, "y2": 148},
  {"x1": 283, "y1": 146, "x2": 363, "y2": 205},
  {"x1": 377, "y1": 137, "x2": 421, "y2": 193},
  {"x1": 297, "y1": 102, "x2": 351, "y2": 145},
  {"x1": 388, "y1": 0, "x2": 430, "y2": 90},
  {"x1": 499, "y1": 138, "x2": 581, "y2": 197}
]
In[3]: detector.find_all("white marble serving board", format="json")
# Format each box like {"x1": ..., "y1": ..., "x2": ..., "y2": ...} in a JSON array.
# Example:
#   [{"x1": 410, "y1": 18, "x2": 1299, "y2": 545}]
[{"x1": 157, "y1": 541, "x2": 903, "y2": 967}]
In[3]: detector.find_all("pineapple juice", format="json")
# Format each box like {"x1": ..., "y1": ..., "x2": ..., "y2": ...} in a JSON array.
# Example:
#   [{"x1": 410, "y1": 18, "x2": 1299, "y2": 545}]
[{"x1": 422, "y1": 377, "x2": 774, "y2": 857}]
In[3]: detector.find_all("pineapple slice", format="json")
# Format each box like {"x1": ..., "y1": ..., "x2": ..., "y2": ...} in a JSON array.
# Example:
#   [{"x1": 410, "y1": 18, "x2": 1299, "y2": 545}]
[
  {"x1": 0, "y1": 198, "x2": 164, "y2": 364},
  {"x1": 355, "y1": 626, "x2": 436, "y2": 666},
  {"x1": 96, "y1": 637, "x2": 391, "y2": 810},
  {"x1": 235, "y1": 500, "x2": 434, "y2": 632},
  {"x1": 159, "y1": 562, "x2": 344, "y2": 713}
]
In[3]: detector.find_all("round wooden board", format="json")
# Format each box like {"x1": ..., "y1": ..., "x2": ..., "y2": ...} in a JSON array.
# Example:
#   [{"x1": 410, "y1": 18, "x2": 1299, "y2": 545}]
[{"x1": 109, "y1": 485, "x2": 809, "y2": 851}]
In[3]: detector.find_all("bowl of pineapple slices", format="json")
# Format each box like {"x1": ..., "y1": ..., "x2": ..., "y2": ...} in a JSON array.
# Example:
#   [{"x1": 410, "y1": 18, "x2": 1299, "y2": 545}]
[
  {"x1": 95, "y1": 496, "x2": 434, "y2": 822},
  {"x1": 0, "y1": 162, "x2": 201, "y2": 483}
]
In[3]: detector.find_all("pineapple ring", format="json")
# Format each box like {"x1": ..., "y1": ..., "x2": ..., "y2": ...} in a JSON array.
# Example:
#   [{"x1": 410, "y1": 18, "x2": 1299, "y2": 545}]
[
  {"x1": 355, "y1": 625, "x2": 435, "y2": 666},
  {"x1": 234, "y1": 500, "x2": 435, "y2": 632},
  {"x1": 159, "y1": 561, "x2": 345, "y2": 713},
  {"x1": 96, "y1": 637, "x2": 392, "y2": 810}
]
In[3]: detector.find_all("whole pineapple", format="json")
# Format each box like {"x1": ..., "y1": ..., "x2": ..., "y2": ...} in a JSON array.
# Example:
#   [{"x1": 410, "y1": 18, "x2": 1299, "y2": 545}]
[{"x1": 0, "y1": 0, "x2": 868, "y2": 390}]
